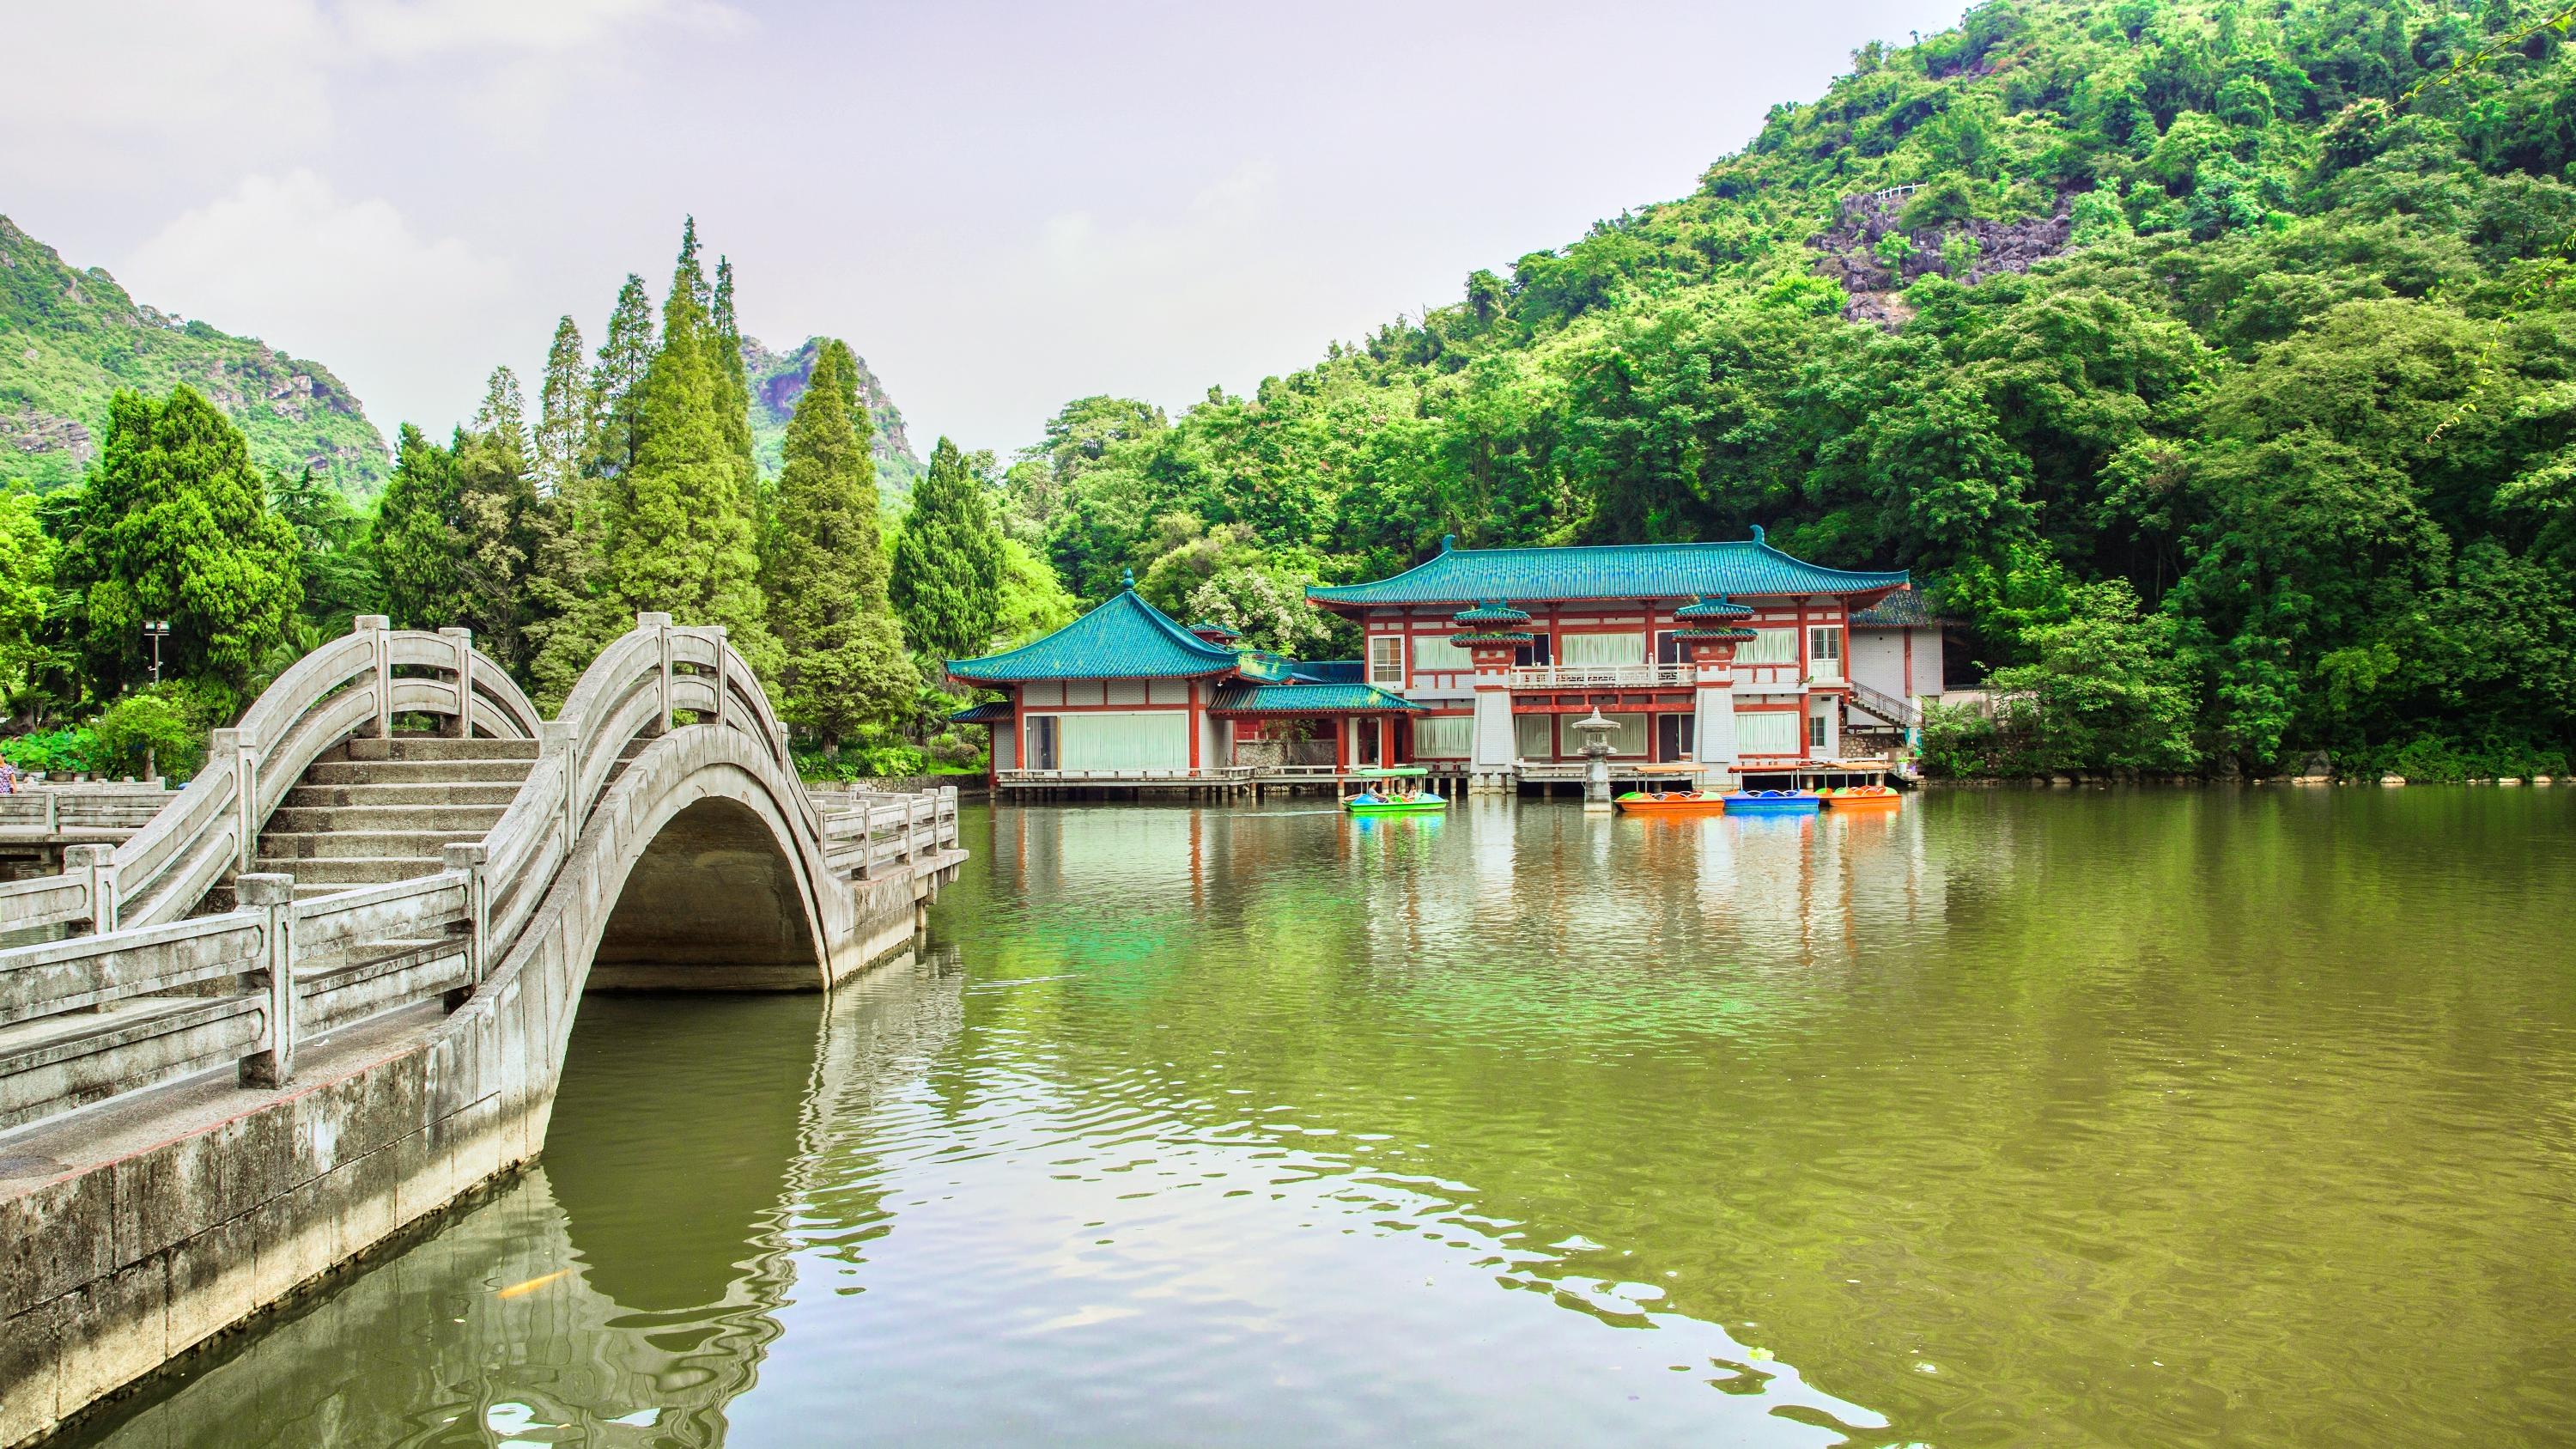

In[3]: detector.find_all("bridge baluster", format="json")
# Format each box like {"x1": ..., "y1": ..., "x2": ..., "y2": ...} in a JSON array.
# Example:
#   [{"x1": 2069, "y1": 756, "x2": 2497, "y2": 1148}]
[
  {"x1": 235, "y1": 872, "x2": 297, "y2": 1087},
  {"x1": 355, "y1": 614, "x2": 392, "y2": 740},
  {"x1": 640, "y1": 612, "x2": 674, "y2": 736},
  {"x1": 440, "y1": 626, "x2": 476, "y2": 740},
  {"x1": 443, "y1": 841, "x2": 490, "y2": 986}
]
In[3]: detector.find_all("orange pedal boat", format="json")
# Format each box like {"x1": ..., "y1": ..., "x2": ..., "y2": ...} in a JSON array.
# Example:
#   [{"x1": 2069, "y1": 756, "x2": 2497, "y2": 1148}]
[
  {"x1": 1614, "y1": 789, "x2": 1728, "y2": 815},
  {"x1": 1819, "y1": 782, "x2": 1902, "y2": 807},
  {"x1": 1615, "y1": 762, "x2": 1726, "y2": 814}
]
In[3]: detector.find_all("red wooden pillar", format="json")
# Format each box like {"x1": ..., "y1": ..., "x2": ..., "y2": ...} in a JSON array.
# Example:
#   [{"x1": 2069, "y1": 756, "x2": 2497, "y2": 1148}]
[{"x1": 1334, "y1": 716, "x2": 1349, "y2": 772}]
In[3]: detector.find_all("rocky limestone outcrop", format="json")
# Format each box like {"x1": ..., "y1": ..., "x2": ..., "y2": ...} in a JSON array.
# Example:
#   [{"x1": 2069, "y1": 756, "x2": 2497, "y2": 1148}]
[
  {"x1": 1809, "y1": 186, "x2": 2074, "y2": 328},
  {"x1": 0, "y1": 409, "x2": 94, "y2": 464}
]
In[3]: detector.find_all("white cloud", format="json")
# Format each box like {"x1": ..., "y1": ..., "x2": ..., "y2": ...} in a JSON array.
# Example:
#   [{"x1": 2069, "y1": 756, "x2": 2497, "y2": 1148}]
[
  {"x1": 334, "y1": 0, "x2": 748, "y2": 58},
  {"x1": 119, "y1": 170, "x2": 520, "y2": 435},
  {"x1": 0, "y1": 1, "x2": 336, "y2": 187}
]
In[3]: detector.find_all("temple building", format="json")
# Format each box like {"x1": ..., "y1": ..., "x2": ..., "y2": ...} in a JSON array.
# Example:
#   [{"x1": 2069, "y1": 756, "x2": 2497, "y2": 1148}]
[
  {"x1": 945, "y1": 575, "x2": 1419, "y2": 786},
  {"x1": 947, "y1": 532, "x2": 1911, "y2": 791}
]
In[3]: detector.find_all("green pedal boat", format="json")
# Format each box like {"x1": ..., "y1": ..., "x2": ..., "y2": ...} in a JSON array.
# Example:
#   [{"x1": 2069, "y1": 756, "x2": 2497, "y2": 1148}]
[{"x1": 1343, "y1": 766, "x2": 1449, "y2": 814}]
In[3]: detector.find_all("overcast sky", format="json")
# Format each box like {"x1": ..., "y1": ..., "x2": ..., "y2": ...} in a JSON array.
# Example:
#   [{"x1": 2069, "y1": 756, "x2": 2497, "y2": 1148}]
[{"x1": 7, "y1": 0, "x2": 1970, "y2": 457}]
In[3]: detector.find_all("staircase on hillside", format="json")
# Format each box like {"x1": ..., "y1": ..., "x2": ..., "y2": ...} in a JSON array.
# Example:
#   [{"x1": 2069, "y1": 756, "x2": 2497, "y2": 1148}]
[{"x1": 257, "y1": 736, "x2": 539, "y2": 899}]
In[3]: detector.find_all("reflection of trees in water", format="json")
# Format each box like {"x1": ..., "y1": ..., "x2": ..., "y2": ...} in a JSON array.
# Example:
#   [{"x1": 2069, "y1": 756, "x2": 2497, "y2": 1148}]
[{"x1": 64, "y1": 954, "x2": 968, "y2": 1449}]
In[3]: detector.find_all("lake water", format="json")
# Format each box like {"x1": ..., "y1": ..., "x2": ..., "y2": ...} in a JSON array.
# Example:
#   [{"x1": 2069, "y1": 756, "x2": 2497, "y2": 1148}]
[{"x1": 61, "y1": 790, "x2": 2576, "y2": 1447}]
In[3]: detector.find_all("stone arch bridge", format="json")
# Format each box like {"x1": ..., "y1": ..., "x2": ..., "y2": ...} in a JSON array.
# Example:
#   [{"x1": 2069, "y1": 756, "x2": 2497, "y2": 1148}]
[{"x1": 0, "y1": 613, "x2": 962, "y2": 1444}]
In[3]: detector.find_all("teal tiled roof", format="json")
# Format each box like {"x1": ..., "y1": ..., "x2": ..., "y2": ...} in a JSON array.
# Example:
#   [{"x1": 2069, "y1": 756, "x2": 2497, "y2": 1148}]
[
  {"x1": 1451, "y1": 631, "x2": 1533, "y2": 646},
  {"x1": 1209, "y1": 683, "x2": 1425, "y2": 715},
  {"x1": 1186, "y1": 619, "x2": 1242, "y2": 640},
  {"x1": 950, "y1": 699, "x2": 1014, "y2": 724},
  {"x1": 947, "y1": 589, "x2": 1243, "y2": 682},
  {"x1": 1850, "y1": 585, "x2": 1946, "y2": 627},
  {"x1": 1669, "y1": 626, "x2": 1757, "y2": 641},
  {"x1": 1309, "y1": 532, "x2": 1906, "y2": 607}
]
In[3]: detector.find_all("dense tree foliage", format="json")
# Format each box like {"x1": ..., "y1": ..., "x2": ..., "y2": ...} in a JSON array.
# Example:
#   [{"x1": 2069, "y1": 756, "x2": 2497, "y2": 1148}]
[
  {"x1": 52, "y1": 387, "x2": 302, "y2": 709},
  {"x1": 1003, "y1": 0, "x2": 2576, "y2": 776},
  {"x1": 891, "y1": 438, "x2": 1004, "y2": 661}
]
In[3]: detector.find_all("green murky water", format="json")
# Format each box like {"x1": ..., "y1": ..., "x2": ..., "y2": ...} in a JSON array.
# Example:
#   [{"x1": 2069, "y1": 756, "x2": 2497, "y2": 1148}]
[{"x1": 63, "y1": 791, "x2": 2576, "y2": 1446}]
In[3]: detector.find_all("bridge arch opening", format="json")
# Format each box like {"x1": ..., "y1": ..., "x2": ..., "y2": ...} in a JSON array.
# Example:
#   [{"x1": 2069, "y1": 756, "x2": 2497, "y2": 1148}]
[{"x1": 589, "y1": 795, "x2": 829, "y2": 990}]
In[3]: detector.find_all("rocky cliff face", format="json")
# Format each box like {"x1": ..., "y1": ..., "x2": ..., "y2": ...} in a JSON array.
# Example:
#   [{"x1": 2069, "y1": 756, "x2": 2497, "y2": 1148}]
[
  {"x1": 0, "y1": 215, "x2": 390, "y2": 495},
  {"x1": 739, "y1": 335, "x2": 923, "y2": 499},
  {"x1": 1808, "y1": 187, "x2": 2074, "y2": 328}
]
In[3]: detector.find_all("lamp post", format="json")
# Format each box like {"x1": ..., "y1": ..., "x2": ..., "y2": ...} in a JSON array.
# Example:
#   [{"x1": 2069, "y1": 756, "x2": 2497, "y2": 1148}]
[
  {"x1": 141, "y1": 620, "x2": 170, "y2": 782},
  {"x1": 1571, "y1": 707, "x2": 1618, "y2": 814}
]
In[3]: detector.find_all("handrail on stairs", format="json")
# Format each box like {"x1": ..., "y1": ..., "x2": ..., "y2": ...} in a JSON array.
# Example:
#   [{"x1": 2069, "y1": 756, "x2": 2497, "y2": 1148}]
[{"x1": 0, "y1": 618, "x2": 538, "y2": 936}]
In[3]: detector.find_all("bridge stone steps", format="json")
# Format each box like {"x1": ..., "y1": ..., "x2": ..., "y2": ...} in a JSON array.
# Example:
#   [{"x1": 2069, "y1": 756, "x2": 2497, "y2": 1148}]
[
  {"x1": 282, "y1": 781, "x2": 523, "y2": 808},
  {"x1": 265, "y1": 803, "x2": 510, "y2": 833},
  {"x1": 256, "y1": 828, "x2": 493, "y2": 860},
  {"x1": 303, "y1": 758, "x2": 536, "y2": 786},
  {"x1": 344, "y1": 736, "x2": 541, "y2": 762},
  {"x1": 248, "y1": 734, "x2": 538, "y2": 901},
  {"x1": 250, "y1": 855, "x2": 457, "y2": 886}
]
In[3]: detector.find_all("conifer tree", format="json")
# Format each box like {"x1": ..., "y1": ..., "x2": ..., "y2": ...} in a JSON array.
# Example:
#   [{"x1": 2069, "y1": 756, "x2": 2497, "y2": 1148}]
[
  {"x1": 588, "y1": 275, "x2": 655, "y2": 480},
  {"x1": 525, "y1": 319, "x2": 598, "y2": 702},
  {"x1": 57, "y1": 386, "x2": 303, "y2": 699},
  {"x1": 542, "y1": 220, "x2": 780, "y2": 688},
  {"x1": 708, "y1": 253, "x2": 761, "y2": 545},
  {"x1": 454, "y1": 368, "x2": 540, "y2": 673},
  {"x1": 890, "y1": 436, "x2": 1003, "y2": 661},
  {"x1": 762, "y1": 340, "x2": 912, "y2": 752},
  {"x1": 532, "y1": 315, "x2": 591, "y2": 500}
]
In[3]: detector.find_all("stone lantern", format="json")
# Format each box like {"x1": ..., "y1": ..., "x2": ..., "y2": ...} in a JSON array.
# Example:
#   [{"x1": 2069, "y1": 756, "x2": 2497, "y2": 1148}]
[{"x1": 1571, "y1": 707, "x2": 1619, "y2": 813}]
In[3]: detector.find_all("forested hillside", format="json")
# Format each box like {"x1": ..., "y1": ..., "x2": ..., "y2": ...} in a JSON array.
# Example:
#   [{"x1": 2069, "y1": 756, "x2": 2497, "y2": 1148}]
[
  {"x1": 0, "y1": 216, "x2": 390, "y2": 496},
  {"x1": 1007, "y1": 0, "x2": 2576, "y2": 778}
]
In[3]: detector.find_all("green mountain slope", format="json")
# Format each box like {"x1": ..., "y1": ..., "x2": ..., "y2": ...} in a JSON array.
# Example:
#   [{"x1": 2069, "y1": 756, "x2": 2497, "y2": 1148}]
[
  {"x1": 1015, "y1": 0, "x2": 2576, "y2": 775},
  {"x1": 742, "y1": 335, "x2": 922, "y2": 500},
  {"x1": 0, "y1": 216, "x2": 390, "y2": 496}
]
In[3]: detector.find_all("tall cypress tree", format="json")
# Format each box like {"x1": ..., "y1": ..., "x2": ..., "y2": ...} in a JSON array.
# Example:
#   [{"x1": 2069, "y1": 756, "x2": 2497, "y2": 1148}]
[
  {"x1": 525, "y1": 318, "x2": 597, "y2": 701},
  {"x1": 708, "y1": 253, "x2": 762, "y2": 550},
  {"x1": 455, "y1": 368, "x2": 540, "y2": 674},
  {"x1": 532, "y1": 315, "x2": 591, "y2": 501},
  {"x1": 58, "y1": 386, "x2": 303, "y2": 699},
  {"x1": 763, "y1": 341, "x2": 912, "y2": 752},
  {"x1": 890, "y1": 436, "x2": 1003, "y2": 661},
  {"x1": 587, "y1": 275, "x2": 655, "y2": 480},
  {"x1": 549, "y1": 219, "x2": 780, "y2": 686}
]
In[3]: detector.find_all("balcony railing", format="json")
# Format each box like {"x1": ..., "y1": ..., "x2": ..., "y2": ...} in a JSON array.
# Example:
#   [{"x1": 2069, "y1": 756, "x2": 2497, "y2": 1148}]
[{"x1": 1506, "y1": 664, "x2": 1692, "y2": 689}]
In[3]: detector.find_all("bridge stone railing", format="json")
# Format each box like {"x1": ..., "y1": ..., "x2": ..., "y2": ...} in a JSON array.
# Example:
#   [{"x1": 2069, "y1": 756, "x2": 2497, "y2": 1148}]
[
  {"x1": 0, "y1": 617, "x2": 538, "y2": 938},
  {"x1": 0, "y1": 612, "x2": 962, "y2": 1142}
]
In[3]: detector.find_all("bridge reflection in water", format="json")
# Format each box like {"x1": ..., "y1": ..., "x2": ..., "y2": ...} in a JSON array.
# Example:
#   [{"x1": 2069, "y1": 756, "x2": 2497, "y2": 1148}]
[{"x1": 58, "y1": 952, "x2": 967, "y2": 1449}]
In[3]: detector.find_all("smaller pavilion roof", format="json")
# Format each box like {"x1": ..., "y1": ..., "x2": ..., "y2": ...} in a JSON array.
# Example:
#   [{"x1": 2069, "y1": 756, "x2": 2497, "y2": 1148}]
[
  {"x1": 1452, "y1": 600, "x2": 1533, "y2": 627},
  {"x1": 1186, "y1": 619, "x2": 1242, "y2": 640},
  {"x1": 1209, "y1": 683, "x2": 1425, "y2": 715},
  {"x1": 1668, "y1": 626, "x2": 1758, "y2": 641},
  {"x1": 1674, "y1": 594, "x2": 1755, "y2": 621},
  {"x1": 947, "y1": 588, "x2": 1243, "y2": 683},
  {"x1": 950, "y1": 699, "x2": 1014, "y2": 724}
]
